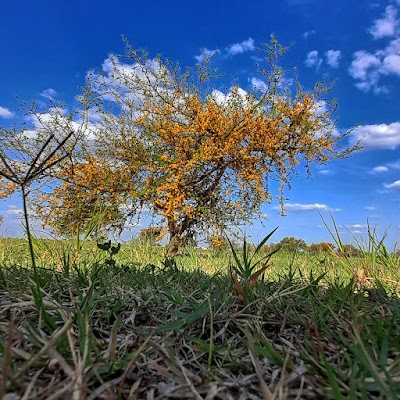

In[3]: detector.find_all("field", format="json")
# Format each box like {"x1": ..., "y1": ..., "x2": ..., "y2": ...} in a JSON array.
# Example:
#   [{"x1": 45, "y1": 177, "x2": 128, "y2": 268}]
[{"x1": 0, "y1": 235, "x2": 399, "y2": 399}]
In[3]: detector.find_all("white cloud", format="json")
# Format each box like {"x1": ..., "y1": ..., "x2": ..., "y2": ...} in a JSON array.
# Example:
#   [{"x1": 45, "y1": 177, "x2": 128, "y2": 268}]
[
  {"x1": 364, "y1": 206, "x2": 377, "y2": 211},
  {"x1": 26, "y1": 107, "x2": 68, "y2": 129},
  {"x1": 305, "y1": 50, "x2": 322, "y2": 69},
  {"x1": 318, "y1": 169, "x2": 335, "y2": 175},
  {"x1": 0, "y1": 106, "x2": 15, "y2": 119},
  {"x1": 325, "y1": 50, "x2": 342, "y2": 68},
  {"x1": 88, "y1": 55, "x2": 173, "y2": 111},
  {"x1": 387, "y1": 160, "x2": 400, "y2": 169},
  {"x1": 350, "y1": 122, "x2": 400, "y2": 150},
  {"x1": 273, "y1": 203, "x2": 340, "y2": 212},
  {"x1": 208, "y1": 87, "x2": 252, "y2": 107},
  {"x1": 209, "y1": 89, "x2": 226, "y2": 105},
  {"x1": 383, "y1": 37, "x2": 400, "y2": 55},
  {"x1": 370, "y1": 165, "x2": 389, "y2": 173},
  {"x1": 314, "y1": 100, "x2": 328, "y2": 115},
  {"x1": 226, "y1": 38, "x2": 255, "y2": 56},
  {"x1": 350, "y1": 7, "x2": 400, "y2": 93},
  {"x1": 40, "y1": 88, "x2": 57, "y2": 100},
  {"x1": 251, "y1": 76, "x2": 292, "y2": 92},
  {"x1": 194, "y1": 48, "x2": 221, "y2": 63},
  {"x1": 250, "y1": 77, "x2": 268, "y2": 92},
  {"x1": 384, "y1": 179, "x2": 400, "y2": 190},
  {"x1": 345, "y1": 224, "x2": 367, "y2": 229},
  {"x1": 369, "y1": 5, "x2": 399, "y2": 39},
  {"x1": 303, "y1": 30, "x2": 316, "y2": 39},
  {"x1": 381, "y1": 53, "x2": 400, "y2": 75},
  {"x1": 5, "y1": 205, "x2": 23, "y2": 216},
  {"x1": 22, "y1": 106, "x2": 97, "y2": 142},
  {"x1": 348, "y1": 50, "x2": 382, "y2": 92}
]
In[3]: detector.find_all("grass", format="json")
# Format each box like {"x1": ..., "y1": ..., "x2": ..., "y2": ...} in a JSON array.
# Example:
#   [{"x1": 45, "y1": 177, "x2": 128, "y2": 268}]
[{"x1": 0, "y1": 233, "x2": 399, "y2": 399}]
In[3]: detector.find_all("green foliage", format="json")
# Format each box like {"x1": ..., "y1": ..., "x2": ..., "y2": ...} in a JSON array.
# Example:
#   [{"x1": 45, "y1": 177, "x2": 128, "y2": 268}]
[
  {"x1": 137, "y1": 226, "x2": 162, "y2": 245},
  {"x1": 309, "y1": 241, "x2": 335, "y2": 253},
  {"x1": 0, "y1": 238, "x2": 399, "y2": 398},
  {"x1": 227, "y1": 227, "x2": 280, "y2": 303},
  {"x1": 0, "y1": 215, "x2": 400, "y2": 399},
  {"x1": 278, "y1": 236, "x2": 307, "y2": 252},
  {"x1": 22, "y1": 37, "x2": 358, "y2": 252},
  {"x1": 97, "y1": 240, "x2": 121, "y2": 267}
]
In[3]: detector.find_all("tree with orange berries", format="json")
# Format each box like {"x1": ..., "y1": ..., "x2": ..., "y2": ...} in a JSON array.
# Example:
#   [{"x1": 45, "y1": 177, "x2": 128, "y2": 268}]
[{"x1": 37, "y1": 38, "x2": 357, "y2": 248}]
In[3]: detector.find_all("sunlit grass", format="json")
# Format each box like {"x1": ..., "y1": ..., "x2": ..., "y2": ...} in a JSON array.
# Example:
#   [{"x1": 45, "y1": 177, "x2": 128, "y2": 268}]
[{"x1": 0, "y1": 228, "x2": 399, "y2": 399}]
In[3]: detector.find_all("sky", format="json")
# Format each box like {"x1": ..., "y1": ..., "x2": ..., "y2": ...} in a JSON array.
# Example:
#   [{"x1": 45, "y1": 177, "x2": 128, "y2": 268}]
[{"x1": 0, "y1": 0, "x2": 400, "y2": 248}]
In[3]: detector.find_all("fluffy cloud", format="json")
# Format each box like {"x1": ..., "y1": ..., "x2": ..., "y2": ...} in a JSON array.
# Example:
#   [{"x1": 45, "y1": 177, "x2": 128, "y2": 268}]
[
  {"x1": 368, "y1": 160, "x2": 400, "y2": 173},
  {"x1": 325, "y1": 50, "x2": 342, "y2": 68},
  {"x1": 349, "y1": 6, "x2": 400, "y2": 93},
  {"x1": 348, "y1": 51, "x2": 382, "y2": 93},
  {"x1": 303, "y1": 30, "x2": 315, "y2": 39},
  {"x1": 209, "y1": 87, "x2": 250, "y2": 106},
  {"x1": 194, "y1": 48, "x2": 221, "y2": 63},
  {"x1": 384, "y1": 179, "x2": 400, "y2": 190},
  {"x1": 350, "y1": 122, "x2": 400, "y2": 150},
  {"x1": 40, "y1": 88, "x2": 57, "y2": 100},
  {"x1": 381, "y1": 53, "x2": 400, "y2": 75},
  {"x1": 364, "y1": 206, "x2": 377, "y2": 211},
  {"x1": 250, "y1": 77, "x2": 268, "y2": 92},
  {"x1": 349, "y1": 51, "x2": 381, "y2": 80},
  {"x1": 0, "y1": 106, "x2": 15, "y2": 119},
  {"x1": 304, "y1": 50, "x2": 322, "y2": 69},
  {"x1": 89, "y1": 56, "x2": 171, "y2": 110},
  {"x1": 370, "y1": 165, "x2": 389, "y2": 173},
  {"x1": 22, "y1": 106, "x2": 98, "y2": 141},
  {"x1": 226, "y1": 38, "x2": 255, "y2": 56},
  {"x1": 369, "y1": 5, "x2": 399, "y2": 39},
  {"x1": 273, "y1": 203, "x2": 340, "y2": 212}
]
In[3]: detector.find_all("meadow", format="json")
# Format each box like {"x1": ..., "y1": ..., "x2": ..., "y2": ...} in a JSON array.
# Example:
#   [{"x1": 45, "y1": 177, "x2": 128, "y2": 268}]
[{"x1": 0, "y1": 231, "x2": 399, "y2": 400}]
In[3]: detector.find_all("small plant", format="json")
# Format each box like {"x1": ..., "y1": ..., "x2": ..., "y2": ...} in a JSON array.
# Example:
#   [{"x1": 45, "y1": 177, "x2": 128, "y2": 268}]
[
  {"x1": 0, "y1": 131, "x2": 74, "y2": 271},
  {"x1": 227, "y1": 227, "x2": 280, "y2": 303},
  {"x1": 97, "y1": 240, "x2": 121, "y2": 267},
  {"x1": 161, "y1": 254, "x2": 179, "y2": 272}
]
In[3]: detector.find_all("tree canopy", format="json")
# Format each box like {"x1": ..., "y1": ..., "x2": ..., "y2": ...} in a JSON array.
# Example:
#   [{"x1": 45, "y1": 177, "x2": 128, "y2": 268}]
[
  {"x1": 14, "y1": 38, "x2": 357, "y2": 248},
  {"x1": 278, "y1": 236, "x2": 308, "y2": 252}
]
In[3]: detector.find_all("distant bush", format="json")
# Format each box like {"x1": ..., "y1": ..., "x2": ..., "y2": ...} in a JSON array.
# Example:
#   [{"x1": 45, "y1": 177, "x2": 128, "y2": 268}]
[
  {"x1": 138, "y1": 227, "x2": 162, "y2": 245},
  {"x1": 278, "y1": 236, "x2": 307, "y2": 252},
  {"x1": 309, "y1": 242, "x2": 335, "y2": 253},
  {"x1": 339, "y1": 244, "x2": 362, "y2": 257}
]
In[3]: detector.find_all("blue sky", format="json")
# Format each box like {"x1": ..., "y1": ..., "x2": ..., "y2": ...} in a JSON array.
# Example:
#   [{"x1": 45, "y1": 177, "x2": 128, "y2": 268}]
[{"x1": 0, "y1": 0, "x2": 400, "y2": 248}]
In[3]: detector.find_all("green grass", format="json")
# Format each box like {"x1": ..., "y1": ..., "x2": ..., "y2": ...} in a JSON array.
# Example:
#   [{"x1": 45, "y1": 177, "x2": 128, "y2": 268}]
[{"x1": 0, "y1": 235, "x2": 399, "y2": 399}]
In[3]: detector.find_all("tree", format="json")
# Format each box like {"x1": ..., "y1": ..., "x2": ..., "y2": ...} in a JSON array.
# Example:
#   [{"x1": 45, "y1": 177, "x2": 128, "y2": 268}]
[
  {"x1": 309, "y1": 242, "x2": 335, "y2": 253},
  {"x1": 340, "y1": 244, "x2": 362, "y2": 257},
  {"x1": 38, "y1": 38, "x2": 357, "y2": 250},
  {"x1": 138, "y1": 226, "x2": 162, "y2": 245},
  {"x1": 208, "y1": 232, "x2": 230, "y2": 252},
  {"x1": 278, "y1": 236, "x2": 307, "y2": 252},
  {"x1": 0, "y1": 104, "x2": 79, "y2": 268}
]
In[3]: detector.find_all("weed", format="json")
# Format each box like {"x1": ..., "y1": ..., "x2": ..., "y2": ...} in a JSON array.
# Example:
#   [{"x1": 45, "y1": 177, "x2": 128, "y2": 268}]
[{"x1": 227, "y1": 227, "x2": 280, "y2": 303}]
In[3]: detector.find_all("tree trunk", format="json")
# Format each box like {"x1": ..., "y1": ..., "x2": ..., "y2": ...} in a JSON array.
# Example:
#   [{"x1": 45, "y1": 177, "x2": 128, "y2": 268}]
[{"x1": 166, "y1": 215, "x2": 194, "y2": 256}]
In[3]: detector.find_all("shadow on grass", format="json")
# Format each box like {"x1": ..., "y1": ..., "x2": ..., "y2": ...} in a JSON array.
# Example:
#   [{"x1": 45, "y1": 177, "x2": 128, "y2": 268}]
[{"x1": 0, "y1": 256, "x2": 399, "y2": 399}]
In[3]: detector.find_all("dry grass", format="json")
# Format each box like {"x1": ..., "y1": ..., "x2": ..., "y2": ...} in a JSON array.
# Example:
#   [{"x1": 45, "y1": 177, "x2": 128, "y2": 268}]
[{"x1": 0, "y1": 242, "x2": 399, "y2": 400}]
